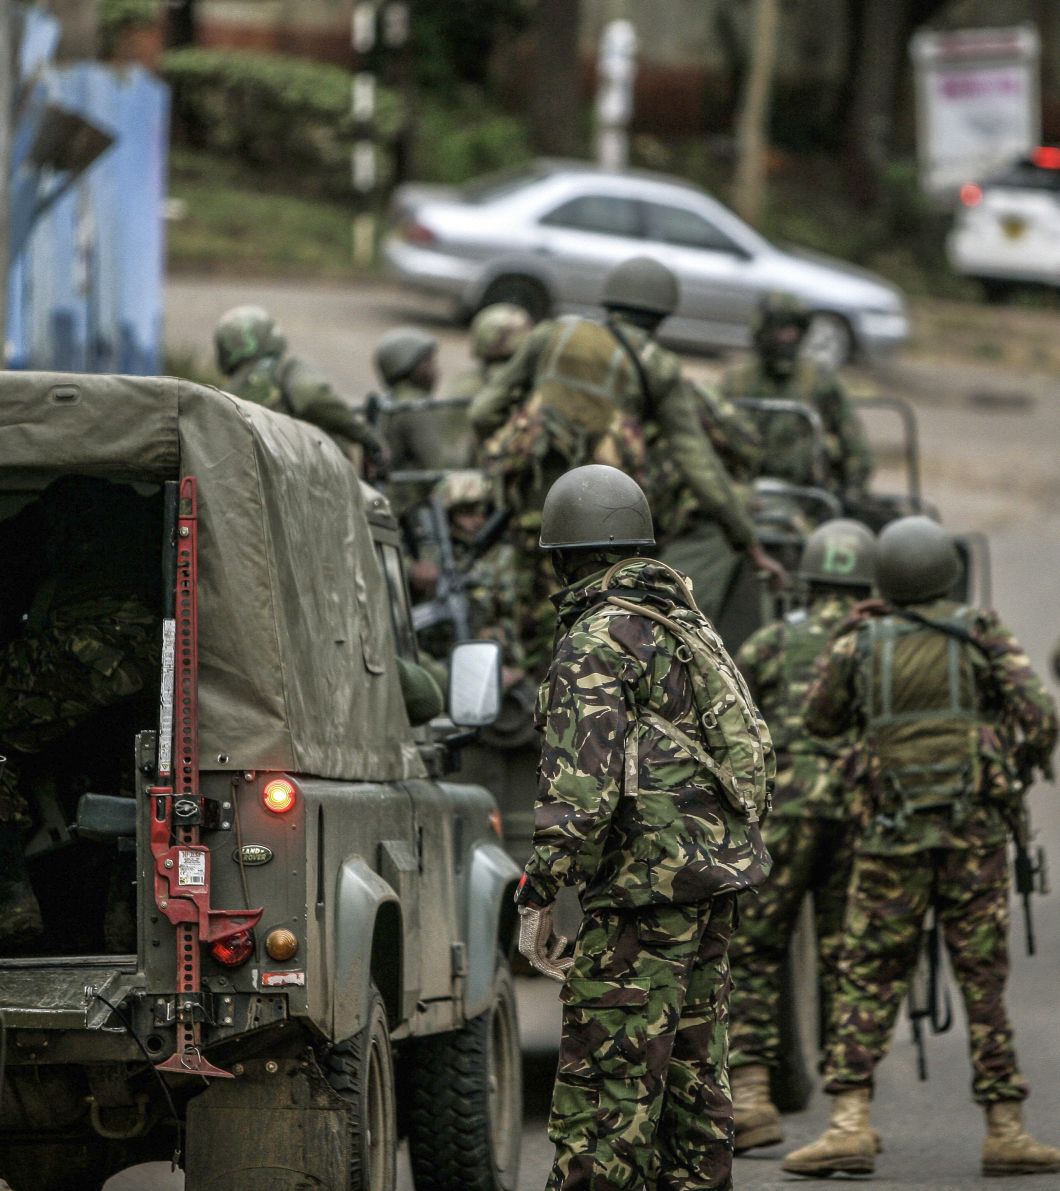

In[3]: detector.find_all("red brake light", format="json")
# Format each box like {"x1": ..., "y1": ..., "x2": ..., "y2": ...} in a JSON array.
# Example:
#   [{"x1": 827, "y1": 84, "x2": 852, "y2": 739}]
[
  {"x1": 1032, "y1": 146, "x2": 1060, "y2": 170},
  {"x1": 210, "y1": 929, "x2": 255, "y2": 967},
  {"x1": 401, "y1": 219, "x2": 437, "y2": 246},
  {"x1": 263, "y1": 778, "x2": 297, "y2": 814},
  {"x1": 959, "y1": 183, "x2": 983, "y2": 207}
]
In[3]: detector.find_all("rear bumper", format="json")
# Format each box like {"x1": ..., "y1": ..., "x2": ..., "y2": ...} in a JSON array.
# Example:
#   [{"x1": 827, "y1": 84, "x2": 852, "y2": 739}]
[
  {"x1": 855, "y1": 310, "x2": 910, "y2": 362},
  {"x1": 382, "y1": 238, "x2": 481, "y2": 306}
]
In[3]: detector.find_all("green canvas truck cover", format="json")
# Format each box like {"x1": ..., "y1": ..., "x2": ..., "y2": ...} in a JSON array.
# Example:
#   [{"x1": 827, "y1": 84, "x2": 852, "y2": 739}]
[{"x1": 0, "y1": 371, "x2": 424, "y2": 782}]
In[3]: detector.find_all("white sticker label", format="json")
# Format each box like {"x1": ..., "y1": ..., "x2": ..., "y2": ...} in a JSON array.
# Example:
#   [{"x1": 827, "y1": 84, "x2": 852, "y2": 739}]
[
  {"x1": 261, "y1": 970, "x2": 306, "y2": 988},
  {"x1": 178, "y1": 848, "x2": 206, "y2": 886},
  {"x1": 158, "y1": 619, "x2": 176, "y2": 773}
]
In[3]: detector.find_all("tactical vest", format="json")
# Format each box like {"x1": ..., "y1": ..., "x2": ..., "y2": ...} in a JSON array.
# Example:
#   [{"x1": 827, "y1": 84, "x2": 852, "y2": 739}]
[
  {"x1": 483, "y1": 318, "x2": 646, "y2": 506},
  {"x1": 599, "y1": 560, "x2": 775, "y2": 824},
  {"x1": 858, "y1": 607, "x2": 985, "y2": 815}
]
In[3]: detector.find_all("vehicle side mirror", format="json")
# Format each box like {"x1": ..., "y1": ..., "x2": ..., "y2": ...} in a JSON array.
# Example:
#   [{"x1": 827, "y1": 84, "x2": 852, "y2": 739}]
[{"x1": 448, "y1": 640, "x2": 502, "y2": 728}]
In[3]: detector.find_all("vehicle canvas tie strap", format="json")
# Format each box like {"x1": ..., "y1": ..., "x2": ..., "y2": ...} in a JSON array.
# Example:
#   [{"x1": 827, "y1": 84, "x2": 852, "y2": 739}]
[{"x1": 149, "y1": 477, "x2": 262, "y2": 1079}]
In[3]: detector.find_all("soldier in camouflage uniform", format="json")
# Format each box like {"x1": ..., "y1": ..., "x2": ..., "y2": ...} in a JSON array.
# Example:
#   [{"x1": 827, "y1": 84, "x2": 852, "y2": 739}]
[
  {"x1": 416, "y1": 469, "x2": 526, "y2": 683},
  {"x1": 783, "y1": 516, "x2": 1060, "y2": 1179},
  {"x1": 214, "y1": 305, "x2": 387, "y2": 477},
  {"x1": 515, "y1": 465, "x2": 773, "y2": 1191},
  {"x1": 727, "y1": 519, "x2": 877, "y2": 1153},
  {"x1": 720, "y1": 292, "x2": 872, "y2": 504},
  {"x1": 0, "y1": 479, "x2": 160, "y2": 946},
  {"x1": 471, "y1": 257, "x2": 784, "y2": 679},
  {"x1": 447, "y1": 303, "x2": 533, "y2": 400}
]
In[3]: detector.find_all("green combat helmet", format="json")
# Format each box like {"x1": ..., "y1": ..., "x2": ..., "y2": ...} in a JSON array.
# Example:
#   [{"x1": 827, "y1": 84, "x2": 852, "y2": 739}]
[
  {"x1": 876, "y1": 515, "x2": 959, "y2": 605},
  {"x1": 799, "y1": 518, "x2": 876, "y2": 590},
  {"x1": 214, "y1": 305, "x2": 287, "y2": 376},
  {"x1": 435, "y1": 469, "x2": 492, "y2": 511},
  {"x1": 539, "y1": 464, "x2": 655, "y2": 550},
  {"x1": 601, "y1": 256, "x2": 680, "y2": 317},
  {"x1": 471, "y1": 303, "x2": 532, "y2": 363},
  {"x1": 374, "y1": 327, "x2": 438, "y2": 387}
]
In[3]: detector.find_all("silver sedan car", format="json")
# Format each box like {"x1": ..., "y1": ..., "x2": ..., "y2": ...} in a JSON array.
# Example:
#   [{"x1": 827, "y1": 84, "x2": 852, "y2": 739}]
[{"x1": 384, "y1": 160, "x2": 909, "y2": 368}]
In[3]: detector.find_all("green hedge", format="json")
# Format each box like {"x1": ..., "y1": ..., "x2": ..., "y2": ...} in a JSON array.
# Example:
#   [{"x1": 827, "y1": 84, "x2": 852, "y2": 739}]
[{"x1": 165, "y1": 49, "x2": 531, "y2": 196}]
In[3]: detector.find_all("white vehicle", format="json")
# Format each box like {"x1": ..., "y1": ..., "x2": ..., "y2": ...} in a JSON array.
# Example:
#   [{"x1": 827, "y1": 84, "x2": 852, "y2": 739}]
[
  {"x1": 947, "y1": 147, "x2": 1060, "y2": 301},
  {"x1": 385, "y1": 160, "x2": 909, "y2": 370}
]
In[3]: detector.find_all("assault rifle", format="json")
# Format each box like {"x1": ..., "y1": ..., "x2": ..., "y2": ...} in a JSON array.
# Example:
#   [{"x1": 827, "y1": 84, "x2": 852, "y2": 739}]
[
  {"x1": 1006, "y1": 747, "x2": 1050, "y2": 957},
  {"x1": 410, "y1": 496, "x2": 512, "y2": 643},
  {"x1": 906, "y1": 905, "x2": 953, "y2": 1081}
]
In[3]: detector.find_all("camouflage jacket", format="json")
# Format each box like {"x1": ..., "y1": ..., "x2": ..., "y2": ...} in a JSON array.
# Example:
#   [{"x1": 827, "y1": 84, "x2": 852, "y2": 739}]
[
  {"x1": 720, "y1": 357, "x2": 872, "y2": 497},
  {"x1": 229, "y1": 354, "x2": 383, "y2": 457},
  {"x1": 804, "y1": 597, "x2": 1059, "y2": 855},
  {"x1": 469, "y1": 315, "x2": 756, "y2": 550},
  {"x1": 736, "y1": 594, "x2": 858, "y2": 820},
  {"x1": 520, "y1": 559, "x2": 772, "y2": 911},
  {"x1": 445, "y1": 360, "x2": 507, "y2": 402}
]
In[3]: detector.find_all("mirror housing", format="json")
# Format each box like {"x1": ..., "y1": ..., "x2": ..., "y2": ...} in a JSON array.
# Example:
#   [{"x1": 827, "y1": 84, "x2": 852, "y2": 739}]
[{"x1": 448, "y1": 640, "x2": 503, "y2": 728}]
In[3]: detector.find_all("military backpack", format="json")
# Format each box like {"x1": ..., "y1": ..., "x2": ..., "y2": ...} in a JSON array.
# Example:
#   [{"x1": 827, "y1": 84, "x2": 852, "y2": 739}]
[
  {"x1": 598, "y1": 559, "x2": 775, "y2": 824},
  {"x1": 857, "y1": 606, "x2": 986, "y2": 817}
]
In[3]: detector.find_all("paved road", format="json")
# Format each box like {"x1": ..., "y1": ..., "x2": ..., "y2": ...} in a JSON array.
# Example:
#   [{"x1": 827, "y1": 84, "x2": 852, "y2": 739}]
[{"x1": 102, "y1": 278, "x2": 1060, "y2": 1189}]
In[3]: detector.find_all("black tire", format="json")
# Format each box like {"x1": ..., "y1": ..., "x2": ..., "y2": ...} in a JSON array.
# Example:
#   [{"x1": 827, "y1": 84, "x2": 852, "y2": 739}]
[
  {"x1": 406, "y1": 959, "x2": 522, "y2": 1191},
  {"x1": 480, "y1": 275, "x2": 551, "y2": 323},
  {"x1": 325, "y1": 987, "x2": 398, "y2": 1191},
  {"x1": 979, "y1": 278, "x2": 1014, "y2": 304}
]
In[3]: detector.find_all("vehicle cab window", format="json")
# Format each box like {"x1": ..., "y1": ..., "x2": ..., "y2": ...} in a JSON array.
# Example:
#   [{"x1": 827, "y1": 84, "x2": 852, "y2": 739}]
[
  {"x1": 642, "y1": 201, "x2": 743, "y2": 255},
  {"x1": 377, "y1": 541, "x2": 419, "y2": 661},
  {"x1": 540, "y1": 194, "x2": 641, "y2": 237}
]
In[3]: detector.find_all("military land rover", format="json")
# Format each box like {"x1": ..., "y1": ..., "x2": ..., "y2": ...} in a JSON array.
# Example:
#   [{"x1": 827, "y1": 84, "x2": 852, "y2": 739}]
[{"x1": 0, "y1": 373, "x2": 523, "y2": 1191}]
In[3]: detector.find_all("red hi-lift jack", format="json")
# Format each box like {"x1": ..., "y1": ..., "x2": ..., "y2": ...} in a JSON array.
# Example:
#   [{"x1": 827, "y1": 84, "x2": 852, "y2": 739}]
[{"x1": 149, "y1": 477, "x2": 262, "y2": 1077}]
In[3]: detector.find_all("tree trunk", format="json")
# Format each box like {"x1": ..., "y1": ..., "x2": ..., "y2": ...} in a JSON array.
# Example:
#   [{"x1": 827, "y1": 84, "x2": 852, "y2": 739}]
[
  {"x1": 47, "y1": 0, "x2": 99, "y2": 61},
  {"x1": 165, "y1": 0, "x2": 199, "y2": 49},
  {"x1": 528, "y1": 0, "x2": 582, "y2": 157},
  {"x1": 732, "y1": 0, "x2": 780, "y2": 226}
]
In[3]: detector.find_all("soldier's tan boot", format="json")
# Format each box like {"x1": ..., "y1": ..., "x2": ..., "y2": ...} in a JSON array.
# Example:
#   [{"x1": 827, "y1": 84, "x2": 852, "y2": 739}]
[
  {"x1": 732, "y1": 1064, "x2": 783, "y2": 1152},
  {"x1": 981, "y1": 1102, "x2": 1060, "y2": 1176},
  {"x1": 781, "y1": 1088, "x2": 876, "y2": 1177}
]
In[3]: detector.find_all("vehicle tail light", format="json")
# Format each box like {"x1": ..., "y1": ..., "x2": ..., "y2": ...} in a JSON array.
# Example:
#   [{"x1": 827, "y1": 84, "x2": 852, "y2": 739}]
[
  {"x1": 1032, "y1": 146, "x2": 1060, "y2": 170},
  {"x1": 211, "y1": 929, "x2": 255, "y2": 967},
  {"x1": 263, "y1": 777, "x2": 297, "y2": 814},
  {"x1": 401, "y1": 219, "x2": 437, "y2": 246},
  {"x1": 488, "y1": 808, "x2": 503, "y2": 838},
  {"x1": 959, "y1": 183, "x2": 983, "y2": 207}
]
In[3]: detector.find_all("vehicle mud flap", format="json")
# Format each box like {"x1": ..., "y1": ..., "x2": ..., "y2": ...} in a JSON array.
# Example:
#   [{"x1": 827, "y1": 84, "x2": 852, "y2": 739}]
[{"x1": 184, "y1": 1057, "x2": 351, "y2": 1190}]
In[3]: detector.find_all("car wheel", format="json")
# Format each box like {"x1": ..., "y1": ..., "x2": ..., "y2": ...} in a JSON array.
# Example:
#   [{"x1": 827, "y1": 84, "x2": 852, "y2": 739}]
[
  {"x1": 406, "y1": 957, "x2": 522, "y2": 1191},
  {"x1": 802, "y1": 312, "x2": 854, "y2": 370},
  {"x1": 480, "y1": 275, "x2": 551, "y2": 323},
  {"x1": 325, "y1": 986, "x2": 398, "y2": 1191}
]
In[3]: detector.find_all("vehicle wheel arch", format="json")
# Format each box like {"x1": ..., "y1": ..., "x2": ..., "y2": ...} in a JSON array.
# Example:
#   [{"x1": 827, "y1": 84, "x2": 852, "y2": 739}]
[
  {"x1": 464, "y1": 841, "x2": 522, "y2": 1019},
  {"x1": 371, "y1": 899, "x2": 404, "y2": 1029},
  {"x1": 476, "y1": 271, "x2": 553, "y2": 323}
]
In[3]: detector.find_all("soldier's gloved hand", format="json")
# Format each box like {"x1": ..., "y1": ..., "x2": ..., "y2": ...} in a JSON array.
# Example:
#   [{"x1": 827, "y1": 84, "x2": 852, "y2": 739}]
[
  {"x1": 517, "y1": 903, "x2": 573, "y2": 983},
  {"x1": 746, "y1": 542, "x2": 789, "y2": 593}
]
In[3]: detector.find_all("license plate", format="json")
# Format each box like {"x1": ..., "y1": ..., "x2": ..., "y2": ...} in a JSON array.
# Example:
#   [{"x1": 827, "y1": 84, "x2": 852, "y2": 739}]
[{"x1": 1000, "y1": 216, "x2": 1026, "y2": 239}]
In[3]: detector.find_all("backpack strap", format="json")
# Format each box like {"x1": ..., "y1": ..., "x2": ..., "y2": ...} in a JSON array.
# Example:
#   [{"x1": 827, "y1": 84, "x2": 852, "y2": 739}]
[{"x1": 606, "y1": 318, "x2": 654, "y2": 413}]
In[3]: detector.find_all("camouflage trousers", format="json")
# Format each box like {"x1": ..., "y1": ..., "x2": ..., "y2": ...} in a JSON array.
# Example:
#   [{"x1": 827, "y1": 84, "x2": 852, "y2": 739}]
[
  {"x1": 823, "y1": 845, "x2": 1028, "y2": 1104},
  {"x1": 548, "y1": 895, "x2": 737, "y2": 1191},
  {"x1": 728, "y1": 813, "x2": 854, "y2": 1070}
]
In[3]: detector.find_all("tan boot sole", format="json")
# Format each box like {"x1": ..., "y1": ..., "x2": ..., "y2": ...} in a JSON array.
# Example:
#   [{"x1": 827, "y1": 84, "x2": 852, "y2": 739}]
[
  {"x1": 734, "y1": 1121, "x2": 784, "y2": 1153},
  {"x1": 983, "y1": 1159, "x2": 1060, "y2": 1177},
  {"x1": 781, "y1": 1154, "x2": 875, "y2": 1177}
]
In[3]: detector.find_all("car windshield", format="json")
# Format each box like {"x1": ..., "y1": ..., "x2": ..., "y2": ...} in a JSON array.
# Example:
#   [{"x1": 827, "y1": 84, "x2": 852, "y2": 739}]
[{"x1": 460, "y1": 164, "x2": 553, "y2": 204}]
